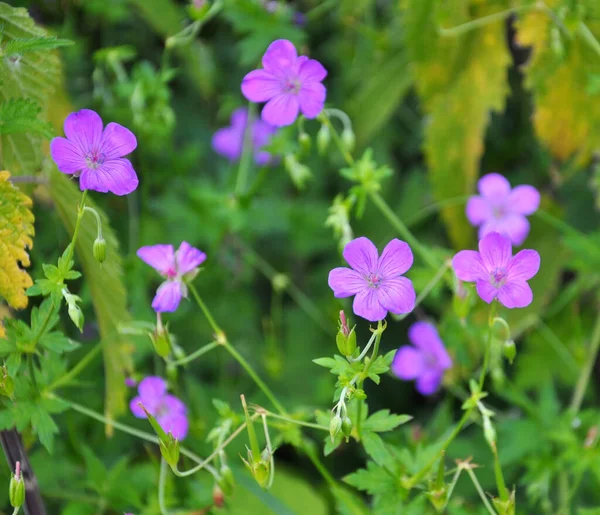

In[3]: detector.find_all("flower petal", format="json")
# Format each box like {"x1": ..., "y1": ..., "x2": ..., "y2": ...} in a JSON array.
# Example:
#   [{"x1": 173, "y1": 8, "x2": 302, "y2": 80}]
[
  {"x1": 328, "y1": 267, "x2": 366, "y2": 297},
  {"x1": 163, "y1": 394, "x2": 187, "y2": 415},
  {"x1": 353, "y1": 288, "x2": 387, "y2": 322},
  {"x1": 152, "y1": 281, "x2": 184, "y2": 312},
  {"x1": 507, "y1": 250, "x2": 540, "y2": 281},
  {"x1": 498, "y1": 215, "x2": 530, "y2": 246},
  {"x1": 497, "y1": 280, "x2": 533, "y2": 308},
  {"x1": 176, "y1": 241, "x2": 206, "y2": 275},
  {"x1": 508, "y1": 185, "x2": 540, "y2": 215},
  {"x1": 100, "y1": 122, "x2": 137, "y2": 159},
  {"x1": 138, "y1": 376, "x2": 167, "y2": 412},
  {"x1": 478, "y1": 173, "x2": 511, "y2": 199},
  {"x1": 80, "y1": 158, "x2": 139, "y2": 195},
  {"x1": 231, "y1": 108, "x2": 249, "y2": 128},
  {"x1": 478, "y1": 232, "x2": 512, "y2": 270},
  {"x1": 261, "y1": 93, "x2": 299, "y2": 127},
  {"x1": 262, "y1": 39, "x2": 298, "y2": 73},
  {"x1": 298, "y1": 58, "x2": 327, "y2": 82},
  {"x1": 298, "y1": 81, "x2": 326, "y2": 119},
  {"x1": 342, "y1": 237, "x2": 378, "y2": 276},
  {"x1": 466, "y1": 195, "x2": 491, "y2": 226},
  {"x1": 158, "y1": 412, "x2": 189, "y2": 440},
  {"x1": 476, "y1": 279, "x2": 498, "y2": 304},
  {"x1": 241, "y1": 69, "x2": 282, "y2": 102},
  {"x1": 137, "y1": 244, "x2": 175, "y2": 276},
  {"x1": 408, "y1": 322, "x2": 452, "y2": 370},
  {"x1": 378, "y1": 239, "x2": 413, "y2": 278},
  {"x1": 129, "y1": 396, "x2": 147, "y2": 418},
  {"x1": 416, "y1": 371, "x2": 443, "y2": 396},
  {"x1": 377, "y1": 277, "x2": 416, "y2": 315},
  {"x1": 391, "y1": 346, "x2": 424, "y2": 380},
  {"x1": 64, "y1": 109, "x2": 104, "y2": 153},
  {"x1": 50, "y1": 137, "x2": 85, "y2": 174},
  {"x1": 452, "y1": 250, "x2": 487, "y2": 282},
  {"x1": 212, "y1": 127, "x2": 242, "y2": 161}
]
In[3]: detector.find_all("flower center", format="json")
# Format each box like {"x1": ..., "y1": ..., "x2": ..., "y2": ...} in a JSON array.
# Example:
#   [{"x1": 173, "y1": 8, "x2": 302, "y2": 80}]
[
  {"x1": 283, "y1": 78, "x2": 301, "y2": 95},
  {"x1": 367, "y1": 273, "x2": 382, "y2": 288},
  {"x1": 165, "y1": 267, "x2": 177, "y2": 279},
  {"x1": 156, "y1": 400, "x2": 169, "y2": 418},
  {"x1": 85, "y1": 151, "x2": 105, "y2": 170},
  {"x1": 492, "y1": 204, "x2": 507, "y2": 219},
  {"x1": 490, "y1": 268, "x2": 506, "y2": 288}
]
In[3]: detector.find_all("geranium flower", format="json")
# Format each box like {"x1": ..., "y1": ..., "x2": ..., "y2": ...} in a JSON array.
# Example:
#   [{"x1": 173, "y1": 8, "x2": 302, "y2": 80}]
[
  {"x1": 466, "y1": 173, "x2": 540, "y2": 246},
  {"x1": 241, "y1": 39, "x2": 327, "y2": 127},
  {"x1": 137, "y1": 242, "x2": 206, "y2": 312},
  {"x1": 392, "y1": 322, "x2": 452, "y2": 395},
  {"x1": 50, "y1": 109, "x2": 138, "y2": 195},
  {"x1": 212, "y1": 108, "x2": 277, "y2": 166},
  {"x1": 130, "y1": 376, "x2": 188, "y2": 440},
  {"x1": 452, "y1": 232, "x2": 540, "y2": 308},
  {"x1": 328, "y1": 237, "x2": 416, "y2": 322}
]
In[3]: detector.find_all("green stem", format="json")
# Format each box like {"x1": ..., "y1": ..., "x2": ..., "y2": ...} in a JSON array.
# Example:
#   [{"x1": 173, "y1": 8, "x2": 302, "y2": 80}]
[
  {"x1": 12, "y1": 508, "x2": 20, "y2": 515},
  {"x1": 396, "y1": 261, "x2": 450, "y2": 321},
  {"x1": 578, "y1": 22, "x2": 600, "y2": 59},
  {"x1": 168, "y1": 341, "x2": 219, "y2": 366},
  {"x1": 369, "y1": 191, "x2": 441, "y2": 270},
  {"x1": 28, "y1": 355, "x2": 38, "y2": 392},
  {"x1": 83, "y1": 206, "x2": 103, "y2": 239},
  {"x1": 479, "y1": 302, "x2": 499, "y2": 390},
  {"x1": 568, "y1": 312, "x2": 600, "y2": 415},
  {"x1": 261, "y1": 411, "x2": 329, "y2": 432},
  {"x1": 356, "y1": 321, "x2": 383, "y2": 437},
  {"x1": 186, "y1": 282, "x2": 222, "y2": 335},
  {"x1": 261, "y1": 414, "x2": 275, "y2": 489},
  {"x1": 466, "y1": 468, "x2": 498, "y2": 515},
  {"x1": 235, "y1": 103, "x2": 257, "y2": 196},
  {"x1": 492, "y1": 444, "x2": 509, "y2": 502},
  {"x1": 158, "y1": 459, "x2": 171, "y2": 515},
  {"x1": 224, "y1": 342, "x2": 287, "y2": 416},
  {"x1": 64, "y1": 189, "x2": 89, "y2": 266},
  {"x1": 320, "y1": 112, "x2": 355, "y2": 166},
  {"x1": 443, "y1": 467, "x2": 464, "y2": 510},
  {"x1": 439, "y1": 6, "x2": 531, "y2": 37},
  {"x1": 46, "y1": 342, "x2": 103, "y2": 391}
]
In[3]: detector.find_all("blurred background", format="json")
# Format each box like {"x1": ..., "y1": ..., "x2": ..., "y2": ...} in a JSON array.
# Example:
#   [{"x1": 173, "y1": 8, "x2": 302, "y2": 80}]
[{"x1": 2, "y1": 0, "x2": 600, "y2": 513}]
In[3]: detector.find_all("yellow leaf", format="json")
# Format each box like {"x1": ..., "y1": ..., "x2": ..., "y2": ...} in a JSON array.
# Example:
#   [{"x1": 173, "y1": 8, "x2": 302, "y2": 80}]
[
  {"x1": 403, "y1": 0, "x2": 510, "y2": 248},
  {"x1": 0, "y1": 304, "x2": 10, "y2": 339},
  {"x1": 0, "y1": 171, "x2": 34, "y2": 309},
  {"x1": 516, "y1": 4, "x2": 600, "y2": 162}
]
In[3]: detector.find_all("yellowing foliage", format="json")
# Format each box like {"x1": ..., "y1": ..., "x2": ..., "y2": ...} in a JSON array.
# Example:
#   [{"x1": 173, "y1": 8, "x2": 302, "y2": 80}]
[{"x1": 0, "y1": 171, "x2": 34, "y2": 310}]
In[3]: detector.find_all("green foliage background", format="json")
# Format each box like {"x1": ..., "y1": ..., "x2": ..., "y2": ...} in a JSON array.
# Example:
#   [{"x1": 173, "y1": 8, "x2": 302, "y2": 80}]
[{"x1": 1, "y1": 0, "x2": 600, "y2": 513}]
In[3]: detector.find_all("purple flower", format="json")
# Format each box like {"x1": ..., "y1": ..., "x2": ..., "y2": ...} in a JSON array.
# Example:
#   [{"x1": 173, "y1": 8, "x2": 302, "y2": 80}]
[
  {"x1": 452, "y1": 232, "x2": 540, "y2": 309},
  {"x1": 50, "y1": 109, "x2": 138, "y2": 196},
  {"x1": 130, "y1": 376, "x2": 188, "y2": 440},
  {"x1": 328, "y1": 237, "x2": 416, "y2": 322},
  {"x1": 212, "y1": 108, "x2": 278, "y2": 166},
  {"x1": 241, "y1": 39, "x2": 327, "y2": 127},
  {"x1": 466, "y1": 173, "x2": 540, "y2": 246},
  {"x1": 137, "y1": 242, "x2": 206, "y2": 312},
  {"x1": 392, "y1": 322, "x2": 452, "y2": 395},
  {"x1": 125, "y1": 377, "x2": 137, "y2": 388}
]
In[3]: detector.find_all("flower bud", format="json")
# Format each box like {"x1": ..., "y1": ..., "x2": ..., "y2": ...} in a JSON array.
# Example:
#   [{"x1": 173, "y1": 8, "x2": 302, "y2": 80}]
[
  {"x1": 62, "y1": 289, "x2": 84, "y2": 332},
  {"x1": 150, "y1": 317, "x2": 171, "y2": 358},
  {"x1": 93, "y1": 236, "x2": 107, "y2": 264},
  {"x1": 283, "y1": 154, "x2": 311, "y2": 189},
  {"x1": 341, "y1": 128, "x2": 355, "y2": 153},
  {"x1": 253, "y1": 460, "x2": 270, "y2": 489},
  {"x1": 9, "y1": 462, "x2": 24, "y2": 508},
  {"x1": 341, "y1": 416, "x2": 352, "y2": 441},
  {"x1": 298, "y1": 132, "x2": 311, "y2": 154},
  {"x1": 503, "y1": 339, "x2": 516, "y2": 365},
  {"x1": 483, "y1": 415, "x2": 496, "y2": 450},
  {"x1": 317, "y1": 124, "x2": 330, "y2": 155},
  {"x1": 218, "y1": 465, "x2": 235, "y2": 496},
  {"x1": 212, "y1": 484, "x2": 225, "y2": 508},
  {"x1": 329, "y1": 414, "x2": 342, "y2": 442},
  {"x1": 159, "y1": 432, "x2": 180, "y2": 470},
  {"x1": 336, "y1": 326, "x2": 357, "y2": 357}
]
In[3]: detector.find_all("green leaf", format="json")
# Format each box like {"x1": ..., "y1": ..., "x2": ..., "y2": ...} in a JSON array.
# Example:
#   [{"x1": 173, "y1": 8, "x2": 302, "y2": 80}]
[
  {"x1": 344, "y1": 461, "x2": 397, "y2": 496},
  {"x1": 2, "y1": 36, "x2": 73, "y2": 56},
  {"x1": 0, "y1": 3, "x2": 62, "y2": 175},
  {"x1": 39, "y1": 331, "x2": 79, "y2": 353},
  {"x1": 361, "y1": 431, "x2": 397, "y2": 473},
  {"x1": 48, "y1": 166, "x2": 133, "y2": 431},
  {"x1": 0, "y1": 98, "x2": 53, "y2": 138},
  {"x1": 312, "y1": 357, "x2": 337, "y2": 369},
  {"x1": 30, "y1": 405, "x2": 58, "y2": 452},
  {"x1": 363, "y1": 410, "x2": 413, "y2": 433},
  {"x1": 81, "y1": 446, "x2": 108, "y2": 491},
  {"x1": 403, "y1": 0, "x2": 510, "y2": 248}
]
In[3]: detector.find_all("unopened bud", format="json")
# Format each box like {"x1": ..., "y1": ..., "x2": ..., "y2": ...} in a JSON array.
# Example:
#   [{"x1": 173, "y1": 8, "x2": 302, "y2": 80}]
[
  {"x1": 9, "y1": 462, "x2": 24, "y2": 508},
  {"x1": 341, "y1": 416, "x2": 352, "y2": 440},
  {"x1": 329, "y1": 414, "x2": 342, "y2": 442},
  {"x1": 150, "y1": 316, "x2": 171, "y2": 358},
  {"x1": 93, "y1": 236, "x2": 107, "y2": 264},
  {"x1": 503, "y1": 340, "x2": 516, "y2": 364},
  {"x1": 67, "y1": 302, "x2": 84, "y2": 332},
  {"x1": 283, "y1": 154, "x2": 311, "y2": 189},
  {"x1": 212, "y1": 484, "x2": 225, "y2": 508},
  {"x1": 159, "y1": 433, "x2": 180, "y2": 470},
  {"x1": 341, "y1": 128, "x2": 355, "y2": 153},
  {"x1": 317, "y1": 124, "x2": 330, "y2": 155},
  {"x1": 298, "y1": 132, "x2": 311, "y2": 154},
  {"x1": 483, "y1": 415, "x2": 497, "y2": 450},
  {"x1": 336, "y1": 326, "x2": 357, "y2": 357},
  {"x1": 218, "y1": 465, "x2": 235, "y2": 496}
]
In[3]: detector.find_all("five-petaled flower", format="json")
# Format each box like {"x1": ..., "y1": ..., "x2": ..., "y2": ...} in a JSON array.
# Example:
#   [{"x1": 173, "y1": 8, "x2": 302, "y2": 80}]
[
  {"x1": 466, "y1": 173, "x2": 540, "y2": 246},
  {"x1": 392, "y1": 322, "x2": 452, "y2": 395},
  {"x1": 137, "y1": 242, "x2": 206, "y2": 312},
  {"x1": 452, "y1": 232, "x2": 540, "y2": 309},
  {"x1": 328, "y1": 237, "x2": 416, "y2": 322},
  {"x1": 130, "y1": 376, "x2": 188, "y2": 440},
  {"x1": 51, "y1": 109, "x2": 139, "y2": 195},
  {"x1": 212, "y1": 107, "x2": 278, "y2": 166},
  {"x1": 241, "y1": 39, "x2": 327, "y2": 127}
]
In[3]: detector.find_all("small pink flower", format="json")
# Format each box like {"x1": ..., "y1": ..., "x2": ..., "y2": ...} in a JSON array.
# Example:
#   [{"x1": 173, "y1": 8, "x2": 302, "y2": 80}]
[
  {"x1": 328, "y1": 237, "x2": 416, "y2": 322},
  {"x1": 452, "y1": 232, "x2": 540, "y2": 309},
  {"x1": 51, "y1": 109, "x2": 138, "y2": 195},
  {"x1": 137, "y1": 242, "x2": 206, "y2": 312},
  {"x1": 466, "y1": 173, "x2": 540, "y2": 246},
  {"x1": 241, "y1": 39, "x2": 327, "y2": 127}
]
